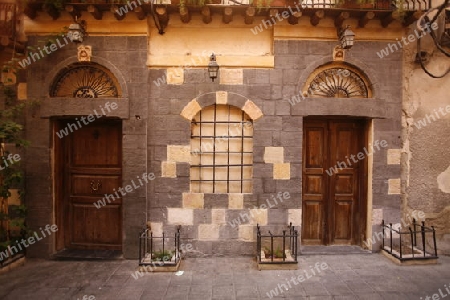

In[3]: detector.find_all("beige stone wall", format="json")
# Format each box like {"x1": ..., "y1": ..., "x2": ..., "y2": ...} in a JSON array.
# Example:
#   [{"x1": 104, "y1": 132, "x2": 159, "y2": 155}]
[
  {"x1": 24, "y1": 14, "x2": 147, "y2": 35},
  {"x1": 20, "y1": 6, "x2": 412, "y2": 257},
  {"x1": 402, "y1": 4, "x2": 450, "y2": 254},
  {"x1": 147, "y1": 17, "x2": 273, "y2": 68}
]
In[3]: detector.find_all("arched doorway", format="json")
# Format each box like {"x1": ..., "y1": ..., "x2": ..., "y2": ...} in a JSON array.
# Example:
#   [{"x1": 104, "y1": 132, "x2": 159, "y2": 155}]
[
  {"x1": 51, "y1": 63, "x2": 123, "y2": 252},
  {"x1": 301, "y1": 64, "x2": 372, "y2": 246}
]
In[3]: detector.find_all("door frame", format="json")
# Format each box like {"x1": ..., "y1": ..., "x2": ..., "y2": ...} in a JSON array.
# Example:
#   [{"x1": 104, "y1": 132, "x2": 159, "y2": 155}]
[
  {"x1": 302, "y1": 116, "x2": 369, "y2": 247},
  {"x1": 53, "y1": 118, "x2": 123, "y2": 251}
]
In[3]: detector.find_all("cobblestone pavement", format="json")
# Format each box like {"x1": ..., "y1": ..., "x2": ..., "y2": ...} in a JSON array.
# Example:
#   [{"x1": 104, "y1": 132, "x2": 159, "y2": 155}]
[{"x1": 1, "y1": 254, "x2": 449, "y2": 300}]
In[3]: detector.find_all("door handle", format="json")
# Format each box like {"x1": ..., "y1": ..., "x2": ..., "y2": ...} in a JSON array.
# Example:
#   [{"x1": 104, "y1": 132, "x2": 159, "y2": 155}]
[{"x1": 90, "y1": 180, "x2": 102, "y2": 193}]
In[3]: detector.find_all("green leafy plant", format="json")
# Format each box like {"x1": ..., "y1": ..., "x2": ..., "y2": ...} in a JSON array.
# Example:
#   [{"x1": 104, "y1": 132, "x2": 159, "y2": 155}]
[
  {"x1": 152, "y1": 249, "x2": 173, "y2": 262},
  {"x1": 43, "y1": 0, "x2": 67, "y2": 11},
  {"x1": 263, "y1": 246, "x2": 286, "y2": 258},
  {"x1": 0, "y1": 45, "x2": 32, "y2": 262},
  {"x1": 273, "y1": 247, "x2": 286, "y2": 259},
  {"x1": 263, "y1": 246, "x2": 271, "y2": 258},
  {"x1": 0, "y1": 99, "x2": 27, "y2": 253},
  {"x1": 334, "y1": 0, "x2": 374, "y2": 8},
  {"x1": 251, "y1": 0, "x2": 274, "y2": 9},
  {"x1": 0, "y1": 86, "x2": 28, "y2": 198},
  {"x1": 179, "y1": 0, "x2": 211, "y2": 9},
  {"x1": 22, "y1": 0, "x2": 128, "y2": 14}
]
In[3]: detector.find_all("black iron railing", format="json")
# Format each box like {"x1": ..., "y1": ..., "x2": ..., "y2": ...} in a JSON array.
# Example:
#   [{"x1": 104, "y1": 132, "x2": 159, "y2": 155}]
[
  {"x1": 139, "y1": 225, "x2": 181, "y2": 268},
  {"x1": 221, "y1": 0, "x2": 430, "y2": 10},
  {"x1": 398, "y1": 0, "x2": 431, "y2": 11},
  {"x1": 257, "y1": 222, "x2": 298, "y2": 264},
  {"x1": 60, "y1": 0, "x2": 431, "y2": 10},
  {"x1": 298, "y1": 0, "x2": 430, "y2": 10},
  {"x1": 382, "y1": 219, "x2": 438, "y2": 261}
]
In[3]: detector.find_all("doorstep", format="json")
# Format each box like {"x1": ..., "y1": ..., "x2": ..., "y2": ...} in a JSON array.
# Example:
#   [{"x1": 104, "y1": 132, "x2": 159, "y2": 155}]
[
  {"x1": 52, "y1": 249, "x2": 123, "y2": 261},
  {"x1": 0, "y1": 255, "x2": 26, "y2": 275},
  {"x1": 300, "y1": 245, "x2": 372, "y2": 255}
]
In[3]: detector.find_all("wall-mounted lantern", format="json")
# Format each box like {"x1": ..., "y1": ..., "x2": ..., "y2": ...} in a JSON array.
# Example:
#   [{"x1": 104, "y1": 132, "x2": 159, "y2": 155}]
[
  {"x1": 67, "y1": 20, "x2": 86, "y2": 43},
  {"x1": 208, "y1": 53, "x2": 219, "y2": 82},
  {"x1": 338, "y1": 25, "x2": 355, "y2": 50}
]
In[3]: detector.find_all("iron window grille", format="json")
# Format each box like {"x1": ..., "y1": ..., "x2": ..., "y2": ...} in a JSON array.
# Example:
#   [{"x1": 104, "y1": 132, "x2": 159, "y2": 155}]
[{"x1": 190, "y1": 104, "x2": 253, "y2": 193}]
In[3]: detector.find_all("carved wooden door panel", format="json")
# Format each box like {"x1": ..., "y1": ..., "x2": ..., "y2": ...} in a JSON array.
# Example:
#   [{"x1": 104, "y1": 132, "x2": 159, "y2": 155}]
[
  {"x1": 302, "y1": 119, "x2": 365, "y2": 245},
  {"x1": 61, "y1": 119, "x2": 122, "y2": 250}
]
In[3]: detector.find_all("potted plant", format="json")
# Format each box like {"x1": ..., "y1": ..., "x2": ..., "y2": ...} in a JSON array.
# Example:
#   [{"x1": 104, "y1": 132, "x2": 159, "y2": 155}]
[
  {"x1": 336, "y1": 0, "x2": 375, "y2": 9},
  {"x1": 250, "y1": 0, "x2": 274, "y2": 8},
  {"x1": 273, "y1": 247, "x2": 286, "y2": 259},
  {"x1": 151, "y1": 249, "x2": 174, "y2": 262},
  {"x1": 178, "y1": 0, "x2": 223, "y2": 8}
]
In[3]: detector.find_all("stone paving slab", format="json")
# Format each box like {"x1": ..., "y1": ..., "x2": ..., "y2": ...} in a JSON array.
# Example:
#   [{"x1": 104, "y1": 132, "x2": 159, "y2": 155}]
[{"x1": 0, "y1": 254, "x2": 449, "y2": 300}]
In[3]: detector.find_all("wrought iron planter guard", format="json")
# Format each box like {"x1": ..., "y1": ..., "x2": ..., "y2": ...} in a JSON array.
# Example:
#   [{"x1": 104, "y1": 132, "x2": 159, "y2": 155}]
[
  {"x1": 257, "y1": 223, "x2": 298, "y2": 265},
  {"x1": 139, "y1": 225, "x2": 182, "y2": 269},
  {"x1": 382, "y1": 219, "x2": 438, "y2": 262}
]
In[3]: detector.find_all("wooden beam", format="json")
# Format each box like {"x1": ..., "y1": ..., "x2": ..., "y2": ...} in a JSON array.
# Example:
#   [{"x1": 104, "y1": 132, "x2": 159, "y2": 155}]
[
  {"x1": 156, "y1": 7, "x2": 169, "y2": 26},
  {"x1": 135, "y1": 6, "x2": 146, "y2": 20},
  {"x1": 65, "y1": 5, "x2": 81, "y2": 19},
  {"x1": 111, "y1": 5, "x2": 126, "y2": 20},
  {"x1": 268, "y1": 8, "x2": 278, "y2": 19},
  {"x1": 334, "y1": 11, "x2": 349, "y2": 28},
  {"x1": 359, "y1": 11, "x2": 375, "y2": 28},
  {"x1": 202, "y1": 6, "x2": 212, "y2": 24},
  {"x1": 288, "y1": 11, "x2": 302, "y2": 25},
  {"x1": 382, "y1": 11, "x2": 400, "y2": 28},
  {"x1": 223, "y1": 7, "x2": 233, "y2": 24},
  {"x1": 403, "y1": 11, "x2": 422, "y2": 27},
  {"x1": 264, "y1": 8, "x2": 279, "y2": 26},
  {"x1": 310, "y1": 10, "x2": 324, "y2": 26},
  {"x1": 245, "y1": 7, "x2": 255, "y2": 24},
  {"x1": 180, "y1": 7, "x2": 190, "y2": 23},
  {"x1": 87, "y1": 5, "x2": 102, "y2": 20}
]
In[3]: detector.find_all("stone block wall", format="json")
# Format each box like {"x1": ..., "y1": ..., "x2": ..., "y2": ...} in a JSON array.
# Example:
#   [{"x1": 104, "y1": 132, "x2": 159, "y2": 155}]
[
  {"x1": 23, "y1": 36, "x2": 403, "y2": 258},
  {"x1": 145, "y1": 40, "x2": 403, "y2": 257}
]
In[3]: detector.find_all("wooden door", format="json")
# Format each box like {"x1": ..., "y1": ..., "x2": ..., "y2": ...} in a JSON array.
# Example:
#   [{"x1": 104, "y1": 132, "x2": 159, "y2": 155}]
[
  {"x1": 57, "y1": 119, "x2": 122, "y2": 250},
  {"x1": 302, "y1": 118, "x2": 366, "y2": 246}
]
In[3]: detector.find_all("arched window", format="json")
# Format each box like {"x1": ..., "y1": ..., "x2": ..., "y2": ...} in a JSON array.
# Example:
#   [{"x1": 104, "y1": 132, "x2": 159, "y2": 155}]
[
  {"x1": 50, "y1": 62, "x2": 121, "y2": 98},
  {"x1": 190, "y1": 104, "x2": 253, "y2": 193},
  {"x1": 304, "y1": 65, "x2": 371, "y2": 98}
]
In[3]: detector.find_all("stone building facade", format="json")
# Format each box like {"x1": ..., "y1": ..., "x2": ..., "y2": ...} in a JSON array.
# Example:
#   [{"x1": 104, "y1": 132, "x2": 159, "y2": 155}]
[{"x1": 15, "y1": 1, "x2": 448, "y2": 259}]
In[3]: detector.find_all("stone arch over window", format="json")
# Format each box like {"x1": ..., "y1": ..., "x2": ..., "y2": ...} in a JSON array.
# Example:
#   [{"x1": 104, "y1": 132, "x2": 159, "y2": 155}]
[
  {"x1": 49, "y1": 62, "x2": 121, "y2": 98},
  {"x1": 302, "y1": 63, "x2": 372, "y2": 98},
  {"x1": 180, "y1": 91, "x2": 263, "y2": 194}
]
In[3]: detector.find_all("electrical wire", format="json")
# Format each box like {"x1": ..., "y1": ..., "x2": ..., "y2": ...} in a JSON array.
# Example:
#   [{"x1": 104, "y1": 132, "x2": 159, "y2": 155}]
[
  {"x1": 417, "y1": 36, "x2": 450, "y2": 78},
  {"x1": 415, "y1": 0, "x2": 450, "y2": 77}
]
